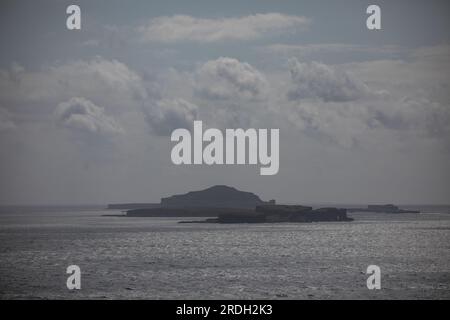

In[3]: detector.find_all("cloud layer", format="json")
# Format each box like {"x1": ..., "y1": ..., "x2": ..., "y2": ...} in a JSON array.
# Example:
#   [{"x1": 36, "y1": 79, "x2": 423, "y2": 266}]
[{"x1": 138, "y1": 13, "x2": 310, "y2": 43}]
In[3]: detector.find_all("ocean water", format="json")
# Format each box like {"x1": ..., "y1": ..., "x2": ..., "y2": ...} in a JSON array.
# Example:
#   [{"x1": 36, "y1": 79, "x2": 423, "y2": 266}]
[{"x1": 0, "y1": 205, "x2": 449, "y2": 300}]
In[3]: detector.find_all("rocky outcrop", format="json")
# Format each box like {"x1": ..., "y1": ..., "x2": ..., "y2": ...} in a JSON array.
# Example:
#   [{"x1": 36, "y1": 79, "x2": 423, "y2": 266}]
[
  {"x1": 214, "y1": 205, "x2": 353, "y2": 223},
  {"x1": 347, "y1": 204, "x2": 420, "y2": 213}
]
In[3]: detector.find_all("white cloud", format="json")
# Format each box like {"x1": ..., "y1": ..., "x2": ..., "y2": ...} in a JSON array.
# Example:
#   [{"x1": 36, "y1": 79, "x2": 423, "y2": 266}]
[
  {"x1": 287, "y1": 99, "x2": 370, "y2": 147},
  {"x1": 138, "y1": 13, "x2": 310, "y2": 43},
  {"x1": 346, "y1": 45, "x2": 450, "y2": 93},
  {"x1": 195, "y1": 57, "x2": 267, "y2": 101},
  {"x1": 287, "y1": 58, "x2": 377, "y2": 102},
  {"x1": 143, "y1": 98, "x2": 198, "y2": 136},
  {"x1": 282, "y1": 46, "x2": 450, "y2": 147},
  {"x1": 370, "y1": 96, "x2": 450, "y2": 139},
  {"x1": 288, "y1": 88, "x2": 450, "y2": 148},
  {"x1": 55, "y1": 97, "x2": 124, "y2": 137},
  {"x1": 0, "y1": 57, "x2": 147, "y2": 110},
  {"x1": 339, "y1": 45, "x2": 450, "y2": 141}
]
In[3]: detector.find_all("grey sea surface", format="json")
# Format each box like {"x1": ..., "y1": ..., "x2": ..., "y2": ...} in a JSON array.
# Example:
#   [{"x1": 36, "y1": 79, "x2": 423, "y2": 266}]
[{"x1": 0, "y1": 205, "x2": 449, "y2": 299}]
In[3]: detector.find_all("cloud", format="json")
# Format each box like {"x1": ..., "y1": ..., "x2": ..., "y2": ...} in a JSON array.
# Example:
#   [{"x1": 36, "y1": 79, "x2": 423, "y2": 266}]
[
  {"x1": 346, "y1": 45, "x2": 450, "y2": 93},
  {"x1": 260, "y1": 44, "x2": 406, "y2": 65},
  {"x1": 143, "y1": 98, "x2": 198, "y2": 136},
  {"x1": 371, "y1": 96, "x2": 450, "y2": 139},
  {"x1": 195, "y1": 57, "x2": 267, "y2": 101},
  {"x1": 287, "y1": 58, "x2": 376, "y2": 102},
  {"x1": 289, "y1": 92, "x2": 450, "y2": 148},
  {"x1": 336, "y1": 45, "x2": 450, "y2": 142},
  {"x1": 138, "y1": 13, "x2": 310, "y2": 43},
  {"x1": 284, "y1": 47, "x2": 450, "y2": 147},
  {"x1": 0, "y1": 57, "x2": 147, "y2": 110},
  {"x1": 55, "y1": 97, "x2": 124, "y2": 137},
  {"x1": 0, "y1": 108, "x2": 16, "y2": 132},
  {"x1": 287, "y1": 99, "x2": 371, "y2": 147}
]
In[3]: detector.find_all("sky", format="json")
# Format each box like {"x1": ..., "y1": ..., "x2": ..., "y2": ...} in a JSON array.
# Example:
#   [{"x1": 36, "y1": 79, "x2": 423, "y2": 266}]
[{"x1": 0, "y1": 0, "x2": 449, "y2": 205}]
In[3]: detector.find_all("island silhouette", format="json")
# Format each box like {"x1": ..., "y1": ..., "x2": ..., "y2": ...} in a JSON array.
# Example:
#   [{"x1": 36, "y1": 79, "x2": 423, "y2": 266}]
[{"x1": 107, "y1": 185, "x2": 354, "y2": 223}]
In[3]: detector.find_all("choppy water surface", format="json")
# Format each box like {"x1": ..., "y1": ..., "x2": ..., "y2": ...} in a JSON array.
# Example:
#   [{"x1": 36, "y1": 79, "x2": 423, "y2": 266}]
[{"x1": 0, "y1": 206, "x2": 449, "y2": 299}]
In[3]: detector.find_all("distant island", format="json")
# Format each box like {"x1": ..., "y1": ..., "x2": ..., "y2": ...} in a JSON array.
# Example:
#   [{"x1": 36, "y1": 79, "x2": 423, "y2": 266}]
[
  {"x1": 107, "y1": 203, "x2": 160, "y2": 210},
  {"x1": 347, "y1": 204, "x2": 420, "y2": 214},
  {"x1": 106, "y1": 186, "x2": 419, "y2": 222},
  {"x1": 107, "y1": 185, "x2": 353, "y2": 223}
]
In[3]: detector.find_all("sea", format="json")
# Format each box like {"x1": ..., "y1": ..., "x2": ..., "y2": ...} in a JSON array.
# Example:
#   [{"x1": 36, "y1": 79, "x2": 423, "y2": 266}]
[{"x1": 0, "y1": 205, "x2": 449, "y2": 299}]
